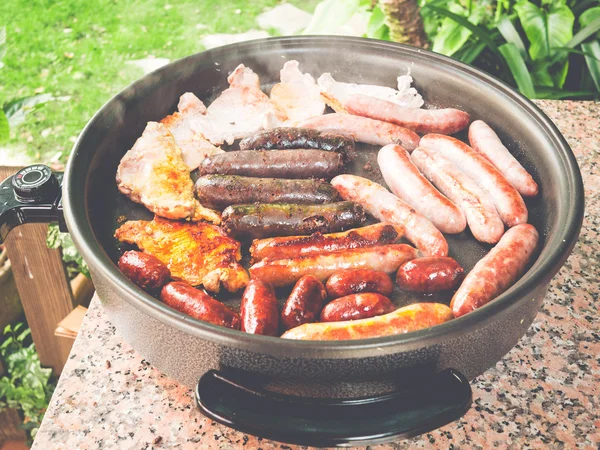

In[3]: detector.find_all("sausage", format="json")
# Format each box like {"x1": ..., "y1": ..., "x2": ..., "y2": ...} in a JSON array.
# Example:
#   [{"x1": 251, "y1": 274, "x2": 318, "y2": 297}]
[
  {"x1": 450, "y1": 224, "x2": 539, "y2": 317},
  {"x1": 331, "y1": 174, "x2": 448, "y2": 257},
  {"x1": 249, "y1": 223, "x2": 401, "y2": 264},
  {"x1": 195, "y1": 175, "x2": 340, "y2": 210},
  {"x1": 240, "y1": 279, "x2": 279, "y2": 336},
  {"x1": 378, "y1": 144, "x2": 466, "y2": 234},
  {"x1": 411, "y1": 147, "x2": 504, "y2": 244},
  {"x1": 298, "y1": 113, "x2": 420, "y2": 150},
  {"x1": 249, "y1": 244, "x2": 418, "y2": 287},
  {"x1": 344, "y1": 94, "x2": 470, "y2": 134},
  {"x1": 222, "y1": 202, "x2": 367, "y2": 239},
  {"x1": 239, "y1": 127, "x2": 354, "y2": 155},
  {"x1": 419, "y1": 134, "x2": 528, "y2": 227},
  {"x1": 199, "y1": 150, "x2": 344, "y2": 179},
  {"x1": 280, "y1": 275, "x2": 328, "y2": 330},
  {"x1": 396, "y1": 257, "x2": 464, "y2": 294},
  {"x1": 281, "y1": 303, "x2": 453, "y2": 340},
  {"x1": 325, "y1": 269, "x2": 394, "y2": 298},
  {"x1": 160, "y1": 282, "x2": 240, "y2": 329},
  {"x1": 118, "y1": 250, "x2": 171, "y2": 291},
  {"x1": 320, "y1": 293, "x2": 395, "y2": 322},
  {"x1": 468, "y1": 120, "x2": 539, "y2": 197}
]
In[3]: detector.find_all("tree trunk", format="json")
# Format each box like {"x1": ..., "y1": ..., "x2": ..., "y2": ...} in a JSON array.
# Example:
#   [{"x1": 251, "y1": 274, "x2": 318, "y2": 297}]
[{"x1": 379, "y1": 0, "x2": 428, "y2": 48}]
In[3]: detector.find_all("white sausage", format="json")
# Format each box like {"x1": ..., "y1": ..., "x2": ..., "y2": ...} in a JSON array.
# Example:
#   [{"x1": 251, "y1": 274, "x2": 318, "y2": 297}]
[
  {"x1": 419, "y1": 134, "x2": 528, "y2": 227},
  {"x1": 468, "y1": 120, "x2": 538, "y2": 197},
  {"x1": 378, "y1": 144, "x2": 466, "y2": 234},
  {"x1": 331, "y1": 174, "x2": 448, "y2": 257},
  {"x1": 298, "y1": 113, "x2": 420, "y2": 150},
  {"x1": 411, "y1": 147, "x2": 504, "y2": 244}
]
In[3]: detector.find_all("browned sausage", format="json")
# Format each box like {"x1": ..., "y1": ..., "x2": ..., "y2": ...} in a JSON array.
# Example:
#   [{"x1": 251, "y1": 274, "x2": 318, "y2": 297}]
[
  {"x1": 320, "y1": 293, "x2": 395, "y2": 322},
  {"x1": 396, "y1": 257, "x2": 465, "y2": 294},
  {"x1": 250, "y1": 244, "x2": 419, "y2": 287},
  {"x1": 450, "y1": 223, "x2": 538, "y2": 317},
  {"x1": 325, "y1": 269, "x2": 393, "y2": 298},
  {"x1": 118, "y1": 250, "x2": 171, "y2": 291},
  {"x1": 281, "y1": 275, "x2": 328, "y2": 331},
  {"x1": 281, "y1": 303, "x2": 453, "y2": 340},
  {"x1": 240, "y1": 280, "x2": 279, "y2": 336},
  {"x1": 160, "y1": 282, "x2": 240, "y2": 329},
  {"x1": 249, "y1": 223, "x2": 401, "y2": 264}
]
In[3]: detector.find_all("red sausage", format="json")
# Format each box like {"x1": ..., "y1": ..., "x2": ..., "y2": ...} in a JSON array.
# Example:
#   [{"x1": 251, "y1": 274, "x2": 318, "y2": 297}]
[
  {"x1": 419, "y1": 134, "x2": 528, "y2": 227},
  {"x1": 396, "y1": 257, "x2": 464, "y2": 294},
  {"x1": 118, "y1": 250, "x2": 171, "y2": 291},
  {"x1": 320, "y1": 293, "x2": 396, "y2": 322},
  {"x1": 344, "y1": 94, "x2": 470, "y2": 135},
  {"x1": 378, "y1": 144, "x2": 466, "y2": 234},
  {"x1": 160, "y1": 282, "x2": 240, "y2": 329},
  {"x1": 240, "y1": 280, "x2": 280, "y2": 336},
  {"x1": 281, "y1": 275, "x2": 328, "y2": 331},
  {"x1": 450, "y1": 224, "x2": 539, "y2": 317},
  {"x1": 468, "y1": 120, "x2": 538, "y2": 197},
  {"x1": 325, "y1": 269, "x2": 393, "y2": 298}
]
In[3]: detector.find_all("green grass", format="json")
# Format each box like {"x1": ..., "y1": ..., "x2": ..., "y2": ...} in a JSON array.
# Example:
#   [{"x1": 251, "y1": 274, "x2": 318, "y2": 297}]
[{"x1": 0, "y1": 0, "x2": 319, "y2": 163}]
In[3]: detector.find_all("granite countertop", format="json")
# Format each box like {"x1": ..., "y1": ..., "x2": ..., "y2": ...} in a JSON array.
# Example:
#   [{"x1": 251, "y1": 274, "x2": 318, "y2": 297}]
[{"x1": 33, "y1": 100, "x2": 599, "y2": 450}]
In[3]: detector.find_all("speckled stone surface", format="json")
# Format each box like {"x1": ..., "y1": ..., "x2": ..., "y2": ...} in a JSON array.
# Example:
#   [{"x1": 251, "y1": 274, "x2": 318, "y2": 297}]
[{"x1": 33, "y1": 100, "x2": 599, "y2": 450}]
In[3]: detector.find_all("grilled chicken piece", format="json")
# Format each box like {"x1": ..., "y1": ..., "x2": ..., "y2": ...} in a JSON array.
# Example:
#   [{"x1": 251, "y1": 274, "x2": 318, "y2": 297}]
[
  {"x1": 269, "y1": 60, "x2": 325, "y2": 125},
  {"x1": 191, "y1": 64, "x2": 283, "y2": 145},
  {"x1": 116, "y1": 122, "x2": 221, "y2": 224},
  {"x1": 160, "y1": 92, "x2": 223, "y2": 171},
  {"x1": 115, "y1": 216, "x2": 249, "y2": 293},
  {"x1": 317, "y1": 72, "x2": 424, "y2": 112}
]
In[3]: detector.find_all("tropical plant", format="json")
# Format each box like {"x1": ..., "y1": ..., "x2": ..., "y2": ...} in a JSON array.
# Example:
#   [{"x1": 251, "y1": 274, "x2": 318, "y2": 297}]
[
  {"x1": 304, "y1": 1, "x2": 600, "y2": 99},
  {"x1": 0, "y1": 323, "x2": 56, "y2": 444},
  {"x1": 47, "y1": 223, "x2": 90, "y2": 279}
]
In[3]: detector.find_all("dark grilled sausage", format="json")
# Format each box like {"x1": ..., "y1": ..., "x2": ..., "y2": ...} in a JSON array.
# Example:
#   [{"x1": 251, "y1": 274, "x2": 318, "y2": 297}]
[
  {"x1": 118, "y1": 250, "x2": 171, "y2": 291},
  {"x1": 222, "y1": 202, "x2": 367, "y2": 239},
  {"x1": 396, "y1": 257, "x2": 465, "y2": 294},
  {"x1": 249, "y1": 223, "x2": 401, "y2": 263},
  {"x1": 239, "y1": 127, "x2": 354, "y2": 155},
  {"x1": 325, "y1": 269, "x2": 393, "y2": 298},
  {"x1": 160, "y1": 282, "x2": 240, "y2": 329},
  {"x1": 240, "y1": 279, "x2": 279, "y2": 336},
  {"x1": 281, "y1": 275, "x2": 328, "y2": 331},
  {"x1": 320, "y1": 293, "x2": 395, "y2": 322},
  {"x1": 195, "y1": 175, "x2": 340, "y2": 210},
  {"x1": 281, "y1": 303, "x2": 453, "y2": 340},
  {"x1": 199, "y1": 150, "x2": 344, "y2": 180},
  {"x1": 250, "y1": 244, "x2": 418, "y2": 287}
]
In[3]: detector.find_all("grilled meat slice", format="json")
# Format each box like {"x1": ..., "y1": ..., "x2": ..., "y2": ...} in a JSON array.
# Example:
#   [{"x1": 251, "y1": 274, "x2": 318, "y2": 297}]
[
  {"x1": 269, "y1": 60, "x2": 325, "y2": 125},
  {"x1": 190, "y1": 64, "x2": 283, "y2": 145},
  {"x1": 116, "y1": 122, "x2": 220, "y2": 224},
  {"x1": 115, "y1": 216, "x2": 249, "y2": 293},
  {"x1": 160, "y1": 92, "x2": 223, "y2": 171}
]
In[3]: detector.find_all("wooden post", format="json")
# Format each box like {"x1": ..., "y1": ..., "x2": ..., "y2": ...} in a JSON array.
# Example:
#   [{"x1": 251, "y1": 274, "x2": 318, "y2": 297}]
[{"x1": 0, "y1": 167, "x2": 75, "y2": 376}]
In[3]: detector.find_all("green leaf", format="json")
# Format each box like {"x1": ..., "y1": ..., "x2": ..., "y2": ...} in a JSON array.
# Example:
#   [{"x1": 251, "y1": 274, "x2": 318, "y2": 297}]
[
  {"x1": 534, "y1": 86, "x2": 597, "y2": 99},
  {"x1": 581, "y1": 40, "x2": 600, "y2": 91},
  {"x1": 17, "y1": 328, "x2": 31, "y2": 343},
  {"x1": 366, "y1": 6, "x2": 389, "y2": 39},
  {"x1": 552, "y1": 46, "x2": 600, "y2": 62},
  {"x1": 303, "y1": 0, "x2": 360, "y2": 35},
  {"x1": 423, "y1": 4, "x2": 505, "y2": 62},
  {"x1": 3, "y1": 94, "x2": 55, "y2": 128},
  {"x1": 0, "y1": 109, "x2": 8, "y2": 142},
  {"x1": 531, "y1": 63, "x2": 554, "y2": 87},
  {"x1": 46, "y1": 223, "x2": 90, "y2": 277},
  {"x1": 497, "y1": 16, "x2": 527, "y2": 59},
  {"x1": 458, "y1": 40, "x2": 487, "y2": 64},
  {"x1": 499, "y1": 42, "x2": 536, "y2": 97},
  {"x1": 580, "y1": 6, "x2": 600, "y2": 39},
  {"x1": 552, "y1": 60, "x2": 569, "y2": 88},
  {"x1": 515, "y1": 1, "x2": 574, "y2": 61},
  {"x1": 46, "y1": 223, "x2": 61, "y2": 248},
  {"x1": 565, "y1": 16, "x2": 600, "y2": 48}
]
